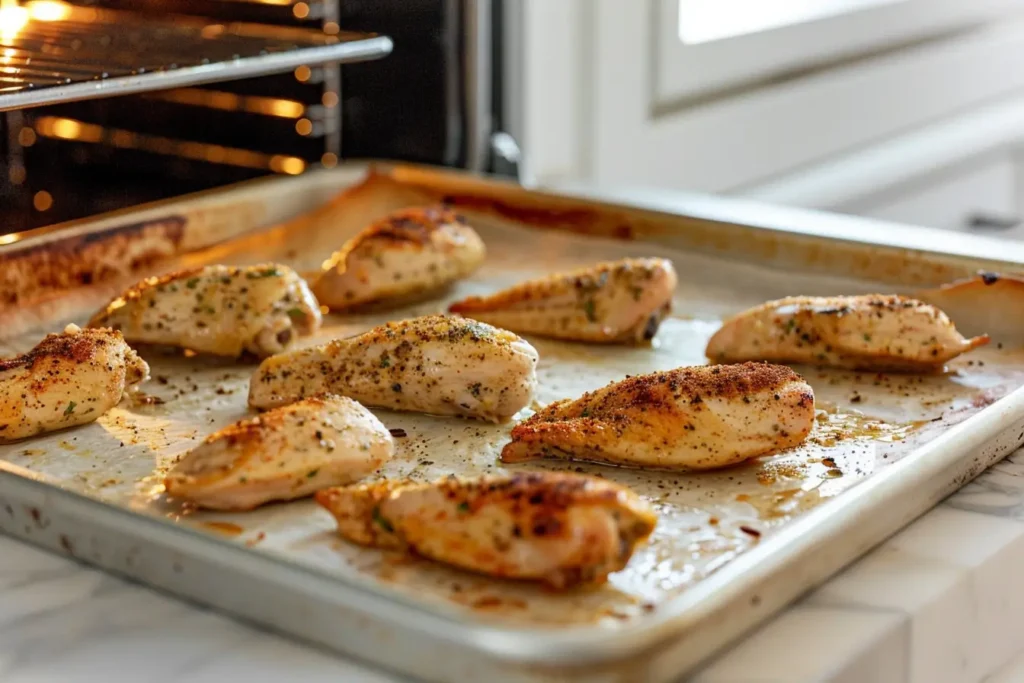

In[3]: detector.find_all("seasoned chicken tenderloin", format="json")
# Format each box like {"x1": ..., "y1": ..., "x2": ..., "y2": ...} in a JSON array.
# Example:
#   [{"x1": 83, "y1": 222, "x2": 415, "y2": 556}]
[
  {"x1": 249, "y1": 315, "x2": 538, "y2": 423},
  {"x1": 0, "y1": 324, "x2": 148, "y2": 443},
  {"x1": 315, "y1": 471, "x2": 657, "y2": 589},
  {"x1": 313, "y1": 207, "x2": 485, "y2": 311},
  {"x1": 502, "y1": 363, "x2": 815, "y2": 470},
  {"x1": 706, "y1": 294, "x2": 988, "y2": 372},
  {"x1": 165, "y1": 394, "x2": 393, "y2": 511},
  {"x1": 89, "y1": 263, "x2": 321, "y2": 359},
  {"x1": 449, "y1": 258, "x2": 677, "y2": 344}
]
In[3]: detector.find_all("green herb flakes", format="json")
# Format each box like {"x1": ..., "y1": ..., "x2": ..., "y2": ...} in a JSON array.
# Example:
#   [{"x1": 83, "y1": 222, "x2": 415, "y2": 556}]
[
  {"x1": 246, "y1": 267, "x2": 280, "y2": 280},
  {"x1": 372, "y1": 506, "x2": 394, "y2": 533}
]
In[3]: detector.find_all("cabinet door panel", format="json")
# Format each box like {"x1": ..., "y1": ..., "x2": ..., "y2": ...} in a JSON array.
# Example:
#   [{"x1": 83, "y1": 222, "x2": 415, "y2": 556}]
[
  {"x1": 519, "y1": 1, "x2": 1024, "y2": 194},
  {"x1": 597, "y1": 1, "x2": 1024, "y2": 193},
  {"x1": 659, "y1": 0, "x2": 1024, "y2": 104},
  {"x1": 852, "y1": 157, "x2": 1022, "y2": 237}
]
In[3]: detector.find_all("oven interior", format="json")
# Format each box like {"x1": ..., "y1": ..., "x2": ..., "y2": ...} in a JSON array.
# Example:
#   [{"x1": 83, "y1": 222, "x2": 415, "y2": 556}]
[{"x1": 0, "y1": 0, "x2": 510, "y2": 232}]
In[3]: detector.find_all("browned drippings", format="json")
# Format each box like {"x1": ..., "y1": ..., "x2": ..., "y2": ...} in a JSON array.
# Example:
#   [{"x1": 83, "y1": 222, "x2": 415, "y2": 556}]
[
  {"x1": 755, "y1": 460, "x2": 807, "y2": 485},
  {"x1": 728, "y1": 485, "x2": 824, "y2": 522},
  {"x1": 807, "y1": 408, "x2": 924, "y2": 447},
  {"x1": 132, "y1": 392, "x2": 166, "y2": 406},
  {"x1": 199, "y1": 521, "x2": 243, "y2": 536}
]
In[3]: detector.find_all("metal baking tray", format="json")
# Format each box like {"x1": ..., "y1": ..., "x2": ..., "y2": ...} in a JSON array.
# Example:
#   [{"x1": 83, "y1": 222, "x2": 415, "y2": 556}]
[
  {"x1": 0, "y1": 2, "x2": 391, "y2": 111},
  {"x1": 3, "y1": 163, "x2": 1024, "y2": 682}
]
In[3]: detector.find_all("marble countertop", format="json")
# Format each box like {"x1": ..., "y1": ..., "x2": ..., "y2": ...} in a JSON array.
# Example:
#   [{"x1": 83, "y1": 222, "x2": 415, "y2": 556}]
[{"x1": 4, "y1": 447, "x2": 1024, "y2": 682}]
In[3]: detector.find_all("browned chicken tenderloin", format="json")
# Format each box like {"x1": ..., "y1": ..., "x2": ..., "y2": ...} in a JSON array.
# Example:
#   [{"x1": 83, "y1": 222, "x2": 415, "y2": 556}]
[
  {"x1": 0, "y1": 324, "x2": 149, "y2": 443},
  {"x1": 913, "y1": 271, "x2": 1024, "y2": 343},
  {"x1": 315, "y1": 472, "x2": 657, "y2": 589},
  {"x1": 449, "y1": 258, "x2": 677, "y2": 344},
  {"x1": 88, "y1": 263, "x2": 321, "y2": 359},
  {"x1": 248, "y1": 315, "x2": 538, "y2": 423},
  {"x1": 502, "y1": 363, "x2": 815, "y2": 471},
  {"x1": 313, "y1": 207, "x2": 486, "y2": 311},
  {"x1": 165, "y1": 394, "x2": 393, "y2": 511},
  {"x1": 706, "y1": 294, "x2": 989, "y2": 372}
]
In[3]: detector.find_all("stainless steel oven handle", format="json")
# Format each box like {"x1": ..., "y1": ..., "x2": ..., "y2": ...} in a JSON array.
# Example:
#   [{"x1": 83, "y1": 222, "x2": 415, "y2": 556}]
[{"x1": 462, "y1": 0, "x2": 493, "y2": 173}]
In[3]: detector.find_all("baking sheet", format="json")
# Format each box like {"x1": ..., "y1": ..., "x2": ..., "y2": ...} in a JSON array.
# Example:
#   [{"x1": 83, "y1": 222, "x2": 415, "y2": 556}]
[{"x1": 2, "y1": 169, "x2": 1023, "y2": 632}]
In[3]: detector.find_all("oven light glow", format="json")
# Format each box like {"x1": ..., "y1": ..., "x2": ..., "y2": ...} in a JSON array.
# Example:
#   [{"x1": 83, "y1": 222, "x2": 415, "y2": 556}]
[
  {"x1": 52, "y1": 118, "x2": 81, "y2": 139},
  {"x1": 32, "y1": 190, "x2": 53, "y2": 212},
  {"x1": 35, "y1": 116, "x2": 103, "y2": 142},
  {"x1": 263, "y1": 98, "x2": 304, "y2": 118},
  {"x1": 200, "y1": 24, "x2": 225, "y2": 39},
  {"x1": 0, "y1": 2, "x2": 29, "y2": 41},
  {"x1": 26, "y1": 0, "x2": 70, "y2": 22},
  {"x1": 17, "y1": 126, "x2": 35, "y2": 146},
  {"x1": 34, "y1": 114, "x2": 308, "y2": 175},
  {"x1": 143, "y1": 88, "x2": 305, "y2": 119},
  {"x1": 269, "y1": 155, "x2": 306, "y2": 175}
]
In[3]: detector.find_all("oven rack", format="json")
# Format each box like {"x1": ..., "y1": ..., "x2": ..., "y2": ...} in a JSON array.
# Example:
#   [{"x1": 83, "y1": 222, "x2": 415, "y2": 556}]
[{"x1": 0, "y1": 2, "x2": 391, "y2": 112}]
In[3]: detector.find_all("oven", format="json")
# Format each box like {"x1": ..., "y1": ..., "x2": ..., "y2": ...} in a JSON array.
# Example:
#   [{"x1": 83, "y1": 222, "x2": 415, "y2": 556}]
[{"x1": 0, "y1": 0, "x2": 517, "y2": 232}]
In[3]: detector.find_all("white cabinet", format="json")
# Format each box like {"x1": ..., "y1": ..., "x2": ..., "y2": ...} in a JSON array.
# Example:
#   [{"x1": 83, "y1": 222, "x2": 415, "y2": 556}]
[
  {"x1": 510, "y1": 0, "x2": 1024, "y2": 202},
  {"x1": 849, "y1": 156, "x2": 1023, "y2": 237},
  {"x1": 739, "y1": 94, "x2": 1024, "y2": 236}
]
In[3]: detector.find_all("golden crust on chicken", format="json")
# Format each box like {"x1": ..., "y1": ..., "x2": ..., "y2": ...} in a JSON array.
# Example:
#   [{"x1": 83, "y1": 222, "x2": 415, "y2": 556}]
[
  {"x1": 88, "y1": 263, "x2": 321, "y2": 359},
  {"x1": 249, "y1": 315, "x2": 538, "y2": 423},
  {"x1": 316, "y1": 471, "x2": 657, "y2": 589},
  {"x1": 502, "y1": 363, "x2": 815, "y2": 470},
  {"x1": 165, "y1": 394, "x2": 393, "y2": 511},
  {"x1": 0, "y1": 324, "x2": 148, "y2": 443},
  {"x1": 706, "y1": 294, "x2": 988, "y2": 372},
  {"x1": 313, "y1": 207, "x2": 485, "y2": 310},
  {"x1": 449, "y1": 258, "x2": 676, "y2": 344}
]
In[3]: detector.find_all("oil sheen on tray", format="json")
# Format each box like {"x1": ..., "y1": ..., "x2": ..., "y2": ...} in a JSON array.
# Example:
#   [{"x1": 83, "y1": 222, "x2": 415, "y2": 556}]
[{"x1": 1, "y1": 175, "x2": 1021, "y2": 629}]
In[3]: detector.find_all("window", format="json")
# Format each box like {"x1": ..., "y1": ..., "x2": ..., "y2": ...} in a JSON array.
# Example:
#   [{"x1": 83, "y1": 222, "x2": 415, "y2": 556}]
[
  {"x1": 656, "y1": 0, "x2": 1024, "y2": 105},
  {"x1": 678, "y1": 0, "x2": 907, "y2": 45},
  {"x1": 517, "y1": 0, "x2": 1024, "y2": 193}
]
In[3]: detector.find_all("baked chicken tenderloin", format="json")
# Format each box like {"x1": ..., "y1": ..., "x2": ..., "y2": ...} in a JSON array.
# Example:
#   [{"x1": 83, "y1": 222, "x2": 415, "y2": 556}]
[
  {"x1": 502, "y1": 363, "x2": 815, "y2": 470},
  {"x1": 0, "y1": 324, "x2": 149, "y2": 443},
  {"x1": 705, "y1": 295, "x2": 989, "y2": 372},
  {"x1": 449, "y1": 258, "x2": 677, "y2": 344},
  {"x1": 249, "y1": 315, "x2": 538, "y2": 423},
  {"x1": 89, "y1": 263, "x2": 321, "y2": 359},
  {"x1": 165, "y1": 394, "x2": 393, "y2": 511},
  {"x1": 315, "y1": 471, "x2": 657, "y2": 589}
]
